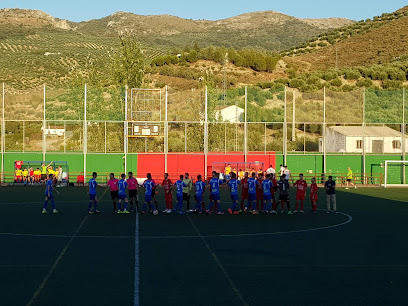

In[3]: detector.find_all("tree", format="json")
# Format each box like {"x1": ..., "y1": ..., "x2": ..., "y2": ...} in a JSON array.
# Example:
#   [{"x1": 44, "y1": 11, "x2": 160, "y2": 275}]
[{"x1": 110, "y1": 33, "x2": 145, "y2": 88}]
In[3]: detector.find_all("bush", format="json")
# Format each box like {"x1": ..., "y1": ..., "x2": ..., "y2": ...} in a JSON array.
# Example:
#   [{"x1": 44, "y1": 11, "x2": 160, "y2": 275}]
[
  {"x1": 330, "y1": 78, "x2": 342, "y2": 87},
  {"x1": 356, "y1": 78, "x2": 373, "y2": 88},
  {"x1": 289, "y1": 78, "x2": 306, "y2": 88},
  {"x1": 344, "y1": 69, "x2": 362, "y2": 80}
]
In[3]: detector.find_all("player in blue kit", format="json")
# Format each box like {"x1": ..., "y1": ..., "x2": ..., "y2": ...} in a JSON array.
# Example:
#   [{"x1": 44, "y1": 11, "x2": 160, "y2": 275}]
[
  {"x1": 245, "y1": 172, "x2": 259, "y2": 214},
  {"x1": 227, "y1": 172, "x2": 240, "y2": 215},
  {"x1": 88, "y1": 172, "x2": 100, "y2": 214},
  {"x1": 175, "y1": 175, "x2": 187, "y2": 214},
  {"x1": 206, "y1": 171, "x2": 225, "y2": 215},
  {"x1": 142, "y1": 173, "x2": 157, "y2": 215},
  {"x1": 42, "y1": 173, "x2": 59, "y2": 214},
  {"x1": 117, "y1": 173, "x2": 130, "y2": 214},
  {"x1": 193, "y1": 174, "x2": 206, "y2": 213},
  {"x1": 262, "y1": 174, "x2": 273, "y2": 213}
]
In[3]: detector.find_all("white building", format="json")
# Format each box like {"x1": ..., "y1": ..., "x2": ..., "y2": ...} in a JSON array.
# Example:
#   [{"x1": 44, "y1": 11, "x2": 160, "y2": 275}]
[
  {"x1": 320, "y1": 126, "x2": 408, "y2": 154},
  {"x1": 43, "y1": 126, "x2": 65, "y2": 136},
  {"x1": 215, "y1": 105, "x2": 244, "y2": 123}
]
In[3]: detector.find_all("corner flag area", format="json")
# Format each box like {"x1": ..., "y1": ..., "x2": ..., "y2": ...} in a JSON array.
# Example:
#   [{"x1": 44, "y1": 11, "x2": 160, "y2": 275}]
[{"x1": 0, "y1": 187, "x2": 407, "y2": 305}]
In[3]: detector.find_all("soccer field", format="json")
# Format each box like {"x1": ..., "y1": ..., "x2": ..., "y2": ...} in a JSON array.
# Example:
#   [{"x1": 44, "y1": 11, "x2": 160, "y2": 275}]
[{"x1": 0, "y1": 186, "x2": 407, "y2": 305}]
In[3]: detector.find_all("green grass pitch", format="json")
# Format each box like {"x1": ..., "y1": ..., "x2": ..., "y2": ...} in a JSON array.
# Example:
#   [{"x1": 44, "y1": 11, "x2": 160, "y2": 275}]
[{"x1": 0, "y1": 186, "x2": 407, "y2": 305}]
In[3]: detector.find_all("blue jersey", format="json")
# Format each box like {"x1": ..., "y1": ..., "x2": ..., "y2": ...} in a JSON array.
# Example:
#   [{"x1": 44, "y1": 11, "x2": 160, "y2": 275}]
[
  {"x1": 248, "y1": 177, "x2": 257, "y2": 194},
  {"x1": 262, "y1": 179, "x2": 272, "y2": 196},
  {"x1": 195, "y1": 181, "x2": 206, "y2": 196},
  {"x1": 228, "y1": 179, "x2": 240, "y2": 196},
  {"x1": 175, "y1": 180, "x2": 187, "y2": 196},
  {"x1": 143, "y1": 180, "x2": 155, "y2": 196},
  {"x1": 89, "y1": 178, "x2": 97, "y2": 195},
  {"x1": 210, "y1": 178, "x2": 223, "y2": 195},
  {"x1": 118, "y1": 179, "x2": 128, "y2": 195},
  {"x1": 45, "y1": 179, "x2": 53, "y2": 195}
]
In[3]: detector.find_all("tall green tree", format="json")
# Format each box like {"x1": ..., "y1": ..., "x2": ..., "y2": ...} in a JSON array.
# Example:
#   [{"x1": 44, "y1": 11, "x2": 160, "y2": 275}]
[{"x1": 110, "y1": 33, "x2": 145, "y2": 88}]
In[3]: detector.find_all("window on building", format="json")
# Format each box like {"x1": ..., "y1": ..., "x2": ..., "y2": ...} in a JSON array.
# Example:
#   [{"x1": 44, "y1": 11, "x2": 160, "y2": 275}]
[
  {"x1": 356, "y1": 140, "x2": 362, "y2": 149},
  {"x1": 392, "y1": 140, "x2": 401, "y2": 149}
]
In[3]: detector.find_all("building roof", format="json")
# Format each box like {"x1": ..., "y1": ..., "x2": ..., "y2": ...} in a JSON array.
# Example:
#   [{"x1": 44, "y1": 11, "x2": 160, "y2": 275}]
[
  {"x1": 328, "y1": 126, "x2": 402, "y2": 137},
  {"x1": 215, "y1": 105, "x2": 244, "y2": 111}
]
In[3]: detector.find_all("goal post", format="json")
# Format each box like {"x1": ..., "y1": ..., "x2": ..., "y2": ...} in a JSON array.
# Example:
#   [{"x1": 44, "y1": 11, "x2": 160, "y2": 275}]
[{"x1": 384, "y1": 160, "x2": 408, "y2": 188}]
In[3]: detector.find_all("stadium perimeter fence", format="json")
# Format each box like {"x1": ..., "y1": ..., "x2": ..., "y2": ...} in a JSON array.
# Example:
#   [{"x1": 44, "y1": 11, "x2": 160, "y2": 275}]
[{"x1": 0, "y1": 84, "x2": 407, "y2": 185}]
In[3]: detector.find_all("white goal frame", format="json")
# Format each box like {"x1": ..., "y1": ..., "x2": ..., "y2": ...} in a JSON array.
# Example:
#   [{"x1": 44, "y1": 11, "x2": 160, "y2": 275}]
[{"x1": 384, "y1": 160, "x2": 408, "y2": 188}]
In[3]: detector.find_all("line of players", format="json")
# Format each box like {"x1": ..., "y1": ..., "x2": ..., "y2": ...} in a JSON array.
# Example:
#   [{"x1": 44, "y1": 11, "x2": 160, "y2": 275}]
[{"x1": 41, "y1": 170, "x2": 322, "y2": 215}]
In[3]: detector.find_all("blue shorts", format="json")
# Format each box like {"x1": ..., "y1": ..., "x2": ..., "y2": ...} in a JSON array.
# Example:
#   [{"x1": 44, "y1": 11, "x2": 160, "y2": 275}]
[
  {"x1": 118, "y1": 194, "x2": 127, "y2": 200},
  {"x1": 263, "y1": 195, "x2": 272, "y2": 201},
  {"x1": 231, "y1": 194, "x2": 238, "y2": 201},
  {"x1": 211, "y1": 193, "x2": 220, "y2": 201},
  {"x1": 195, "y1": 194, "x2": 203, "y2": 203},
  {"x1": 45, "y1": 193, "x2": 54, "y2": 200},
  {"x1": 145, "y1": 195, "x2": 152, "y2": 203},
  {"x1": 248, "y1": 193, "x2": 256, "y2": 201},
  {"x1": 89, "y1": 193, "x2": 96, "y2": 201}
]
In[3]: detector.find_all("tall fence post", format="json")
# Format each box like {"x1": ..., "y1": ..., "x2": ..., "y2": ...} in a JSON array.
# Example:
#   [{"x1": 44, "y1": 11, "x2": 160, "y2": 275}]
[
  {"x1": 283, "y1": 86, "x2": 287, "y2": 166},
  {"x1": 362, "y1": 87, "x2": 366, "y2": 183},
  {"x1": 1, "y1": 83, "x2": 4, "y2": 183},
  {"x1": 42, "y1": 84, "x2": 46, "y2": 163},
  {"x1": 323, "y1": 86, "x2": 326, "y2": 174},
  {"x1": 204, "y1": 86, "x2": 208, "y2": 179},
  {"x1": 244, "y1": 86, "x2": 248, "y2": 163},
  {"x1": 83, "y1": 84, "x2": 87, "y2": 182},
  {"x1": 292, "y1": 89, "x2": 296, "y2": 141},
  {"x1": 403, "y1": 87, "x2": 406, "y2": 184},
  {"x1": 124, "y1": 85, "x2": 128, "y2": 174},
  {"x1": 164, "y1": 86, "x2": 168, "y2": 173}
]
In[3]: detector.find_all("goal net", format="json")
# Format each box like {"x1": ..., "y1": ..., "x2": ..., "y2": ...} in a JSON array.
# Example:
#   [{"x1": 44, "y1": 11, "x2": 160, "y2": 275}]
[{"x1": 384, "y1": 160, "x2": 408, "y2": 187}]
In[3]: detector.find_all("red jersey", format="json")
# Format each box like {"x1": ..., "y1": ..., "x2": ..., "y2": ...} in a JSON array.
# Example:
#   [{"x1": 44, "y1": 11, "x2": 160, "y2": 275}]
[
  {"x1": 310, "y1": 183, "x2": 318, "y2": 199},
  {"x1": 15, "y1": 161, "x2": 23, "y2": 169},
  {"x1": 29, "y1": 170, "x2": 34, "y2": 176},
  {"x1": 162, "y1": 179, "x2": 173, "y2": 193},
  {"x1": 256, "y1": 178, "x2": 263, "y2": 195},
  {"x1": 107, "y1": 178, "x2": 119, "y2": 191},
  {"x1": 295, "y1": 180, "x2": 307, "y2": 194},
  {"x1": 241, "y1": 178, "x2": 249, "y2": 191},
  {"x1": 127, "y1": 177, "x2": 138, "y2": 190},
  {"x1": 270, "y1": 178, "x2": 278, "y2": 194}
]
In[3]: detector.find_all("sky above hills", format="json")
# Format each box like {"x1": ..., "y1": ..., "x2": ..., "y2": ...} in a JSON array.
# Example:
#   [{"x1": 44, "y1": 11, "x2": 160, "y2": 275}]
[{"x1": 1, "y1": 0, "x2": 407, "y2": 22}]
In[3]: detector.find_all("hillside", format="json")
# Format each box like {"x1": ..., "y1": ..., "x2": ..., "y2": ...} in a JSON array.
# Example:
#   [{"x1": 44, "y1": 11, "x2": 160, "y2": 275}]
[{"x1": 284, "y1": 8, "x2": 408, "y2": 71}]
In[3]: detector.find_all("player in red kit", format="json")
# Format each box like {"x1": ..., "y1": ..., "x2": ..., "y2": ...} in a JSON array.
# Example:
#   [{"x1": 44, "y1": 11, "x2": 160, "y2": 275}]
[
  {"x1": 160, "y1": 173, "x2": 173, "y2": 214},
  {"x1": 127, "y1": 172, "x2": 139, "y2": 212},
  {"x1": 239, "y1": 172, "x2": 249, "y2": 213},
  {"x1": 294, "y1": 173, "x2": 308, "y2": 213},
  {"x1": 256, "y1": 172, "x2": 264, "y2": 211},
  {"x1": 310, "y1": 177, "x2": 318, "y2": 214}
]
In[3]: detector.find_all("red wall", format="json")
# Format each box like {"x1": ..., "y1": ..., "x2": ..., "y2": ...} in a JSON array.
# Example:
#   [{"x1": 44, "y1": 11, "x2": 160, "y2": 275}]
[{"x1": 137, "y1": 152, "x2": 276, "y2": 181}]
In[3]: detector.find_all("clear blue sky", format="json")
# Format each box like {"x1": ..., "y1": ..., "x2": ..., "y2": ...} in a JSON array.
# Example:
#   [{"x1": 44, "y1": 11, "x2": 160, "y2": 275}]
[{"x1": 1, "y1": 0, "x2": 407, "y2": 22}]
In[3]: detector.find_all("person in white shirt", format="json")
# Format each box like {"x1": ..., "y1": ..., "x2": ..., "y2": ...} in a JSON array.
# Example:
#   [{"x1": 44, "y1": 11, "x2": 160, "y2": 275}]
[
  {"x1": 283, "y1": 166, "x2": 291, "y2": 181},
  {"x1": 279, "y1": 164, "x2": 285, "y2": 176},
  {"x1": 266, "y1": 165, "x2": 275, "y2": 175}
]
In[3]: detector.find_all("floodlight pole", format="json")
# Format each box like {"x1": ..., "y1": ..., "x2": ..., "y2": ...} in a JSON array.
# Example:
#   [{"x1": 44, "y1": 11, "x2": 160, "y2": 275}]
[
  {"x1": 42, "y1": 84, "x2": 46, "y2": 163},
  {"x1": 124, "y1": 85, "x2": 128, "y2": 174},
  {"x1": 1, "y1": 83, "x2": 4, "y2": 183},
  {"x1": 204, "y1": 86, "x2": 209, "y2": 179},
  {"x1": 164, "y1": 85, "x2": 168, "y2": 173},
  {"x1": 83, "y1": 84, "x2": 87, "y2": 182}
]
